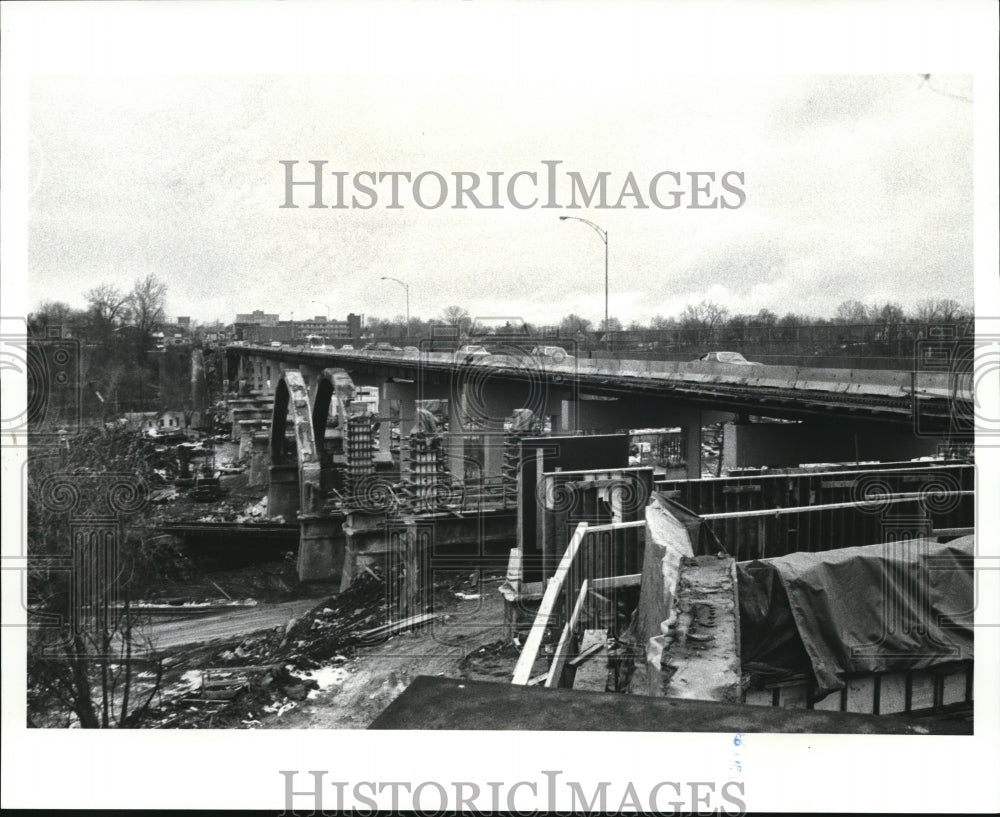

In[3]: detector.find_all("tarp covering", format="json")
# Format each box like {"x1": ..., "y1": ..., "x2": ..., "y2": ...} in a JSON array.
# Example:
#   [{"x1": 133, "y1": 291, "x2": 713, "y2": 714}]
[{"x1": 738, "y1": 535, "x2": 974, "y2": 695}]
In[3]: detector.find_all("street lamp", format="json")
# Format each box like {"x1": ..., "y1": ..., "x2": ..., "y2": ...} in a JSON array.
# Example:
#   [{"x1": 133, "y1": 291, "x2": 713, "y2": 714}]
[
  {"x1": 559, "y1": 215, "x2": 609, "y2": 351},
  {"x1": 310, "y1": 300, "x2": 332, "y2": 320},
  {"x1": 380, "y1": 276, "x2": 410, "y2": 341}
]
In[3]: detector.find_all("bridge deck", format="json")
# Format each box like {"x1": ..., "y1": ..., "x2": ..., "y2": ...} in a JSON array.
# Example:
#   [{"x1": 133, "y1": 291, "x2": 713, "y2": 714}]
[{"x1": 233, "y1": 345, "x2": 964, "y2": 429}]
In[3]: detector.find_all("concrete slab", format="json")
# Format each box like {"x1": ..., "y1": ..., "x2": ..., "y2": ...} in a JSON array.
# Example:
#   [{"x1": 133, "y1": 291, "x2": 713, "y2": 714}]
[
  {"x1": 368, "y1": 676, "x2": 970, "y2": 733},
  {"x1": 651, "y1": 554, "x2": 741, "y2": 702}
]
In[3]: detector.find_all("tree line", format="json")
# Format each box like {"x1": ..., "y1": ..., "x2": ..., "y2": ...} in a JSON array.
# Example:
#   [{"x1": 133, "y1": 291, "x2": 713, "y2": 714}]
[
  {"x1": 28, "y1": 274, "x2": 172, "y2": 416},
  {"x1": 362, "y1": 297, "x2": 971, "y2": 343}
]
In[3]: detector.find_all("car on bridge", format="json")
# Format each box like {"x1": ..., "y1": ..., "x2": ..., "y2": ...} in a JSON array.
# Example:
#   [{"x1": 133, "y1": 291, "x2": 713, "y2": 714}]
[
  {"x1": 530, "y1": 345, "x2": 574, "y2": 364},
  {"x1": 340, "y1": 344, "x2": 355, "y2": 351},
  {"x1": 454, "y1": 344, "x2": 491, "y2": 363},
  {"x1": 693, "y1": 351, "x2": 762, "y2": 365}
]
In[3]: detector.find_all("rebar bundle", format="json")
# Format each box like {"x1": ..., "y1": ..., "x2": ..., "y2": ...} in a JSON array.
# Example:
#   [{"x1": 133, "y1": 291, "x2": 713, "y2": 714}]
[
  {"x1": 396, "y1": 430, "x2": 451, "y2": 513},
  {"x1": 345, "y1": 412, "x2": 376, "y2": 498}
]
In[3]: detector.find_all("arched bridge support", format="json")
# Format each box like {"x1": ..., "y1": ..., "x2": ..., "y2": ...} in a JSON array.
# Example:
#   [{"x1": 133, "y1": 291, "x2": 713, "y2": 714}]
[{"x1": 268, "y1": 369, "x2": 323, "y2": 520}]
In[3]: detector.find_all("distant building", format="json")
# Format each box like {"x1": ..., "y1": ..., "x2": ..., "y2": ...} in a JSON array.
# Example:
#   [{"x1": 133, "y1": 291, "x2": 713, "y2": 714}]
[
  {"x1": 121, "y1": 409, "x2": 188, "y2": 436},
  {"x1": 235, "y1": 310, "x2": 279, "y2": 326},
  {"x1": 236, "y1": 311, "x2": 362, "y2": 343}
]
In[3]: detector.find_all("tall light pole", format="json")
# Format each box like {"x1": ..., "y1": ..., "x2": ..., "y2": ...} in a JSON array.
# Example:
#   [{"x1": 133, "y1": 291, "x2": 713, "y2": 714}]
[
  {"x1": 310, "y1": 299, "x2": 332, "y2": 320},
  {"x1": 559, "y1": 216, "x2": 609, "y2": 351},
  {"x1": 380, "y1": 276, "x2": 410, "y2": 340}
]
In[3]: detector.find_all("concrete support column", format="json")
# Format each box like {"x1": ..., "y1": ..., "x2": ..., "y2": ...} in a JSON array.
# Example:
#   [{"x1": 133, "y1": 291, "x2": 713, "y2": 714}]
[
  {"x1": 447, "y1": 387, "x2": 467, "y2": 481},
  {"x1": 378, "y1": 414, "x2": 392, "y2": 455},
  {"x1": 483, "y1": 433, "x2": 505, "y2": 481},
  {"x1": 383, "y1": 380, "x2": 419, "y2": 440},
  {"x1": 267, "y1": 464, "x2": 299, "y2": 521},
  {"x1": 340, "y1": 511, "x2": 387, "y2": 592},
  {"x1": 298, "y1": 515, "x2": 344, "y2": 582},
  {"x1": 380, "y1": 381, "x2": 415, "y2": 455},
  {"x1": 249, "y1": 432, "x2": 270, "y2": 487},
  {"x1": 557, "y1": 398, "x2": 577, "y2": 434},
  {"x1": 683, "y1": 410, "x2": 702, "y2": 479},
  {"x1": 191, "y1": 348, "x2": 208, "y2": 413}
]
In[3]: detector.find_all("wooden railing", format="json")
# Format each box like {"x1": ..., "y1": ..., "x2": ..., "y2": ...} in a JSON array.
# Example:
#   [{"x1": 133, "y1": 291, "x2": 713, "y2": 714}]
[{"x1": 511, "y1": 520, "x2": 645, "y2": 687}]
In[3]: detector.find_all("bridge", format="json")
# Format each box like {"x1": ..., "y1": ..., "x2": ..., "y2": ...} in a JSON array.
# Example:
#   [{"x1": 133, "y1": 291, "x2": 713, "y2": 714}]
[
  {"x1": 228, "y1": 343, "x2": 966, "y2": 435},
  {"x1": 216, "y1": 343, "x2": 970, "y2": 584}
]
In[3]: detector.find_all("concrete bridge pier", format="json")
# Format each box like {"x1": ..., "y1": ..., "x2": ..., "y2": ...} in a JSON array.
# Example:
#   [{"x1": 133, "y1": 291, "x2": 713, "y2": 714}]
[
  {"x1": 231, "y1": 406, "x2": 272, "y2": 441},
  {"x1": 476, "y1": 380, "x2": 539, "y2": 481},
  {"x1": 683, "y1": 411, "x2": 702, "y2": 479},
  {"x1": 448, "y1": 385, "x2": 469, "y2": 481},
  {"x1": 340, "y1": 511, "x2": 388, "y2": 591},
  {"x1": 238, "y1": 418, "x2": 269, "y2": 459},
  {"x1": 248, "y1": 432, "x2": 270, "y2": 487},
  {"x1": 267, "y1": 464, "x2": 299, "y2": 521},
  {"x1": 298, "y1": 514, "x2": 344, "y2": 582},
  {"x1": 191, "y1": 348, "x2": 208, "y2": 416},
  {"x1": 382, "y1": 380, "x2": 419, "y2": 453}
]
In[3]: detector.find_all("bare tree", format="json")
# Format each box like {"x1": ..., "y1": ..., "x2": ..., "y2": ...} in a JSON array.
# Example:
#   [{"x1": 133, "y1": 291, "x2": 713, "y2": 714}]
[
  {"x1": 680, "y1": 300, "x2": 730, "y2": 331},
  {"x1": 26, "y1": 426, "x2": 168, "y2": 728},
  {"x1": 28, "y1": 301, "x2": 83, "y2": 337},
  {"x1": 835, "y1": 299, "x2": 869, "y2": 324},
  {"x1": 559, "y1": 313, "x2": 593, "y2": 335},
  {"x1": 914, "y1": 298, "x2": 968, "y2": 323},
  {"x1": 751, "y1": 308, "x2": 778, "y2": 327},
  {"x1": 439, "y1": 306, "x2": 471, "y2": 334},
  {"x1": 127, "y1": 274, "x2": 167, "y2": 353},
  {"x1": 85, "y1": 284, "x2": 130, "y2": 326}
]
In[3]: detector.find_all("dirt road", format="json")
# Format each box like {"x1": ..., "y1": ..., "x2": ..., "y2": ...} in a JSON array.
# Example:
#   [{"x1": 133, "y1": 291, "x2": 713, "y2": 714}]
[
  {"x1": 146, "y1": 597, "x2": 330, "y2": 651},
  {"x1": 266, "y1": 584, "x2": 518, "y2": 728}
]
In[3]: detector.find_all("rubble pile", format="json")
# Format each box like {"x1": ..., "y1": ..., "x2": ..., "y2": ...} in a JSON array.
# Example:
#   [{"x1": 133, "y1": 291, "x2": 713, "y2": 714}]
[
  {"x1": 273, "y1": 570, "x2": 395, "y2": 665},
  {"x1": 146, "y1": 571, "x2": 394, "y2": 728},
  {"x1": 195, "y1": 496, "x2": 277, "y2": 524}
]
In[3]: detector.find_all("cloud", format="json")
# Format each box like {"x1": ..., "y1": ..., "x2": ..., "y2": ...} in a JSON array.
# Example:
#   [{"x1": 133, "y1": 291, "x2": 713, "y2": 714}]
[{"x1": 27, "y1": 74, "x2": 973, "y2": 326}]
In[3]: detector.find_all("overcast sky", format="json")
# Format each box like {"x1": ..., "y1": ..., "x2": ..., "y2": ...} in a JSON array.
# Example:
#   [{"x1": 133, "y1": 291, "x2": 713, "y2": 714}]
[{"x1": 28, "y1": 72, "x2": 973, "y2": 327}]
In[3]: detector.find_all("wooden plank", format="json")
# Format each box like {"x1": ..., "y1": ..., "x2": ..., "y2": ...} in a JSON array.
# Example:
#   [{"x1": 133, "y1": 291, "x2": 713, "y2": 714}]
[
  {"x1": 583, "y1": 520, "x2": 646, "y2": 533},
  {"x1": 512, "y1": 522, "x2": 589, "y2": 685},
  {"x1": 701, "y1": 491, "x2": 973, "y2": 520},
  {"x1": 932, "y1": 527, "x2": 974, "y2": 538},
  {"x1": 569, "y1": 640, "x2": 606, "y2": 667},
  {"x1": 357, "y1": 612, "x2": 438, "y2": 642},
  {"x1": 545, "y1": 579, "x2": 589, "y2": 689},
  {"x1": 570, "y1": 631, "x2": 607, "y2": 691},
  {"x1": 722, "y1": 484, "x2": 762, "y2": 494},
  {"x1": 590, "y1": 572, "x2": 642, "y2": 591}
]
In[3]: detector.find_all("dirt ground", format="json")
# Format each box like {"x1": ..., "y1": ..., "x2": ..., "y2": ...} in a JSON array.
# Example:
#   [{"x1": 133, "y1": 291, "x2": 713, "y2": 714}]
[
  {"x1": 265, "y1": 583, "x2": 516, "y2": 729},
  {"x1": 137, "y1": 570, "x2": 521, "y2": 729}
]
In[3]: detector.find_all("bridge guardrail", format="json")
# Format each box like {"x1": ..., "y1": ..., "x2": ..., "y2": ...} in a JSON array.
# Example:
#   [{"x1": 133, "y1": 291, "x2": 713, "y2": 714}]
[{"x1": 234, "y1": 345, "x2": 960, "y2": 400}]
